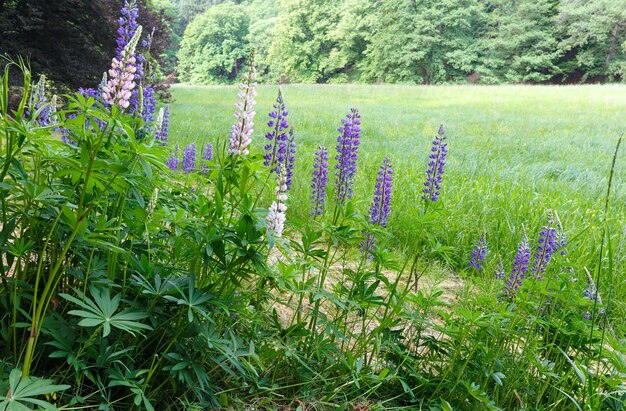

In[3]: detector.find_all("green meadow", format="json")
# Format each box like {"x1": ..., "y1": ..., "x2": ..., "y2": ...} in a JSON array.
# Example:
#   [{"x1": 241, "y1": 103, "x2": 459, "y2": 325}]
[{"x1": 170, "y1": 84, "x2": 626, "y2": 307}]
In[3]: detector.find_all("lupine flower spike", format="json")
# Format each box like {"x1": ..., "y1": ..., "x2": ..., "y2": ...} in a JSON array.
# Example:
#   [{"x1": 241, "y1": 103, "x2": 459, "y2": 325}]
[
  {"x1": 182, "y1": 143, "x2": 197, "y2": 173},
  {"x1": 228, "y1": 51, "x2": 257, "y2": 156},
  {"x1": 264, "y1": 90, "x2": 289, "y2": 171},
  {"x1": 504, "y1": 230, "x2": 531, "y2": 298},
  {"x1": 201, "y1": 143, "x2": 213, "y2": 174},
  {"x1": 422, "y1": 124, "x2": 448, "y2": 202},
  {"x1": 334, "y1": 108, "x2": 361, "y2": 205},
  {"x1": 361, "y1": 157, "x2": 393, "y2": 258},
  {"x1": 470, "y1": 233, "x2": 487, "y2": 269},
  {"x1": 102, "y1": 27, "x2": 142, "y2": 109},
  {"x1": 266, "y1": 165, "x2": 288, "y2": 237},
  {"x1": 531, "y1": 210, "x2": 558, "y2": 279},
  {"x1": 166, "y1": 145, "x2": 180, "y2": 171},
  {"x1": 310, "y1": 146, "x2": 329, "y2": 217},
  {"x1": 155, "y1": 104, "x2": 170, "y2": 145}
]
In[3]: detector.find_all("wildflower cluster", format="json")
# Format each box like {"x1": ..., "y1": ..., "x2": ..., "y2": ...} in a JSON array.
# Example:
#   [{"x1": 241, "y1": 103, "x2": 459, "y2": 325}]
[
  {"x1": 470, "y1": 234, "x2": 487, "y2": 269},
  {"x1": 228, "y1": 55, "x2": 257, "y2": 156},
  {"x1": 531, "y1": 211, "x2": 557, "y2": 279},
  {"x1": 334, "y1": 109, "x2": 361, "y2": 205},
  {"x1": 361, "y1": 157, "x2": 394, "y2": 257},
  {"x1": 504, "y1": 234, "x2": 531, "y2": 298},
  {"x1": 310, "y1": 146, "x2": 329, "y2": 217},
  {"x1": 155, "y1": 104, "x2": 170, "y2": 145},
  {"x1": 264, "y1": 90, "x2": 290, "y2": 173},
  {"x1": 423, "y1": 124, "x2": 448, "y2": 202},
  {"x1": 201, "y1": 143, "x2": 213, "y2": 174}
]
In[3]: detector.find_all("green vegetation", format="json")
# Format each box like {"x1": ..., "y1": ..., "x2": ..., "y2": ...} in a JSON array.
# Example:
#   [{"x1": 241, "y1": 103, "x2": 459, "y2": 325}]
[
  {"x1": 3, "y1": 60, "x2": 625, "y2": 409},
  {"x1": 170, "y1": 83, "x2": 626, "y2": 282},
  {"x1": 174, "y1": 0, "x2": 626, "y2": 84},
  {"x1": 2, "y1": 1, "x2": 626, "y2": 410}
]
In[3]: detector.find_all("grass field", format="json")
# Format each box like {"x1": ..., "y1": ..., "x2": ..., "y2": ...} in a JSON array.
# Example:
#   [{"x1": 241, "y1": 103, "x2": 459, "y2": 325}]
[{"x1": 169, "y1": 83, "x2": 626, "y2": 319}]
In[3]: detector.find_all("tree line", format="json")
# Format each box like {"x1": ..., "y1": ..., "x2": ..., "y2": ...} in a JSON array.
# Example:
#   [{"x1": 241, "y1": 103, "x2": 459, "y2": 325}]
[{"x1": 175, "y1": 0, "x2": 626, "y2": 84}]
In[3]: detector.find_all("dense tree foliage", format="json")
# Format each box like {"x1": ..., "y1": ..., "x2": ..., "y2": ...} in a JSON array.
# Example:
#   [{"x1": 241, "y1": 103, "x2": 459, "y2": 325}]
[
  {"x1": 176, "y1": 0, "x2": 626, "y2": 84},
  {"x1": 0, "y1": 0, "x2": 172, "y2": 88},
  {"x1": 177, "y1": 3, "x2": 249, "y2": 83}
]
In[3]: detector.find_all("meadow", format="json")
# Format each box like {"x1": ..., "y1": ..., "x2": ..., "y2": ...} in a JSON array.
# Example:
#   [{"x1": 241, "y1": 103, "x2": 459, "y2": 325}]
[
  {"x1": 2, "y1": 62, "x2": 626, "y2": 409},
  {"x1": 170, "y1": 83, "x2": 626, "y2": 296}
]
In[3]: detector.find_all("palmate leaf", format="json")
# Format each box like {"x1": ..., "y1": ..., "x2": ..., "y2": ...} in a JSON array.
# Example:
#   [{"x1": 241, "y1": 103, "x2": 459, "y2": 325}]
[
  {"x1": 0, "y1": 369, "x2": 70, "y2": 411},
  {"x1": 60, "y1": 287, "x2": 152, "y2": 337}
]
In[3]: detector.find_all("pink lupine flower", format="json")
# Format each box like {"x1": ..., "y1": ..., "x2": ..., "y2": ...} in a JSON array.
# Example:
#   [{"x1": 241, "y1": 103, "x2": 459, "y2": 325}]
[
  {"x1": 228, "y1": 53, "x2": 257, "y2": 156},
  {"x1": 102, "y1": 26, "x2": 142, "y2": 109}
]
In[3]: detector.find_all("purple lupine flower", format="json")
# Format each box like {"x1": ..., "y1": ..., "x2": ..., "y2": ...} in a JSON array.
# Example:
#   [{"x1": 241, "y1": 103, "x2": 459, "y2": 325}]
[
  {"x1": 202, "y1": 143, "x2": 213, "y2": 161},
  {"x1": 310, "y1": 146, "x2": 329, "y2": 217},
  {"x1": 531, "y1": 212, "x2": 558, "y2": 279},
  {"x1": 182, "y1": 143, "x2": 196, "y2": 173},
  {"x1": 116, "y1": 1, "x2": 140, "y2": 58},
  {"x1": 155, "y1": 104, "x2": 170, "y2": 145},
  {"x1": 422, "y1": 124, "x2": 448, "y2": 202},
  {"x1": 200, "y1": 143, "x2": 213, "y2": 174},
  {"x1": 166, "y1": 145, "x2": 180, "y2": 171},
  {"x1": 361, "y1": 157, "x2": 394, "y2": 258},
  {"x1": 266, "y1": 165, "x2": 288, "y2": 237},
  {"x1": 285, "y1": 128, "x2": 296, "y2": 190},
  {"x1": 495, "y1": 256, "x2": 505, "y2": 280},
  {"x1": 142, "y1": 85, "x2": 157, "y2": 125},
  {"x1": 115, "y1": 0, "x2": 153, "y2": 114},
  {"x1": 361, "y1": 233, "x2": 376, "y2": 257},
  {"x1": 470, "y1": 234, "x2": 487, "y2": 269},
  {"x1": 264, "y1": 90, "x2": 289, "y2": 172},
  {"x1": 78, "y1": 87, "x2": 101, "y2": 100},
  {"x1": 503, "y1": 234, "x2": 531, "y2": 298},
  {"x1": 334, "y1": 108, "x2": 361, "y2": 205},
  {"x1": 367, "y1": 157, "x2": 393, "y2": 227},
  {"x1": 228, "y1": 53, "x2": 257, "y2": 156}
]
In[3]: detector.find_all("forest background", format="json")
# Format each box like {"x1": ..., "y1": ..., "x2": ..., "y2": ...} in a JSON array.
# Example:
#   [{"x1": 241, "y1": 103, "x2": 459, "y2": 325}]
[{"x1": 1, "y1": 0, "x2": 625, "y2": 88}]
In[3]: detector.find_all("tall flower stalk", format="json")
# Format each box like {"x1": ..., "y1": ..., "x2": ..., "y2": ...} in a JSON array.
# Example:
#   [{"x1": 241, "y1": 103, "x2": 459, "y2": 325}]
[
  {"x1": 504, "y1": 232, "x2": 531, "y2": 298},
  {"x1": 266, "y1": 165, "x2": 288, "y2": 237},
  {"x1": 334, "y1": 108, "x2": 361, "y2": 205},
  {"x1": 166, "y1": 145, "x2": 180, "y2": 171},
  {"x1": 470, "y1": 233, "x2": 487, "y2": 269},
  {"x1": 228, "y1": 52, "x2": 257, "y2": 156},
  {"x1": 201, "y1": 143, "x2": 213, "y2": 174},
  {"x1": 310, "y1": 146, "x2": 329, "y2": 217},
  {"x1": 264, "y1": 90, "x2": 289, "y2": 172},
  {"x1": 154, "y1": 104, "x2": 170, "y2": 145},
  {"x1": 182, "y1": 143, "x2": 196, "y2": 173},
  {"x1": 102, "y1": 27, "x2": 142, "y2": 109},
  {"x1": 531, "y1": 211, "x2": 557, "y2": 279},
  {"x1": 361, "y1": 157, "x2": 393, "y2": 257},
  {"x1": 422, "y1": 124, "x2": 448, "y2": 202}
]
